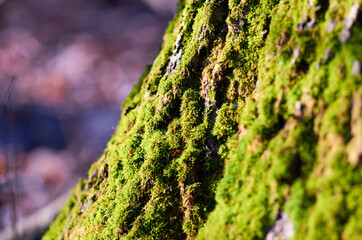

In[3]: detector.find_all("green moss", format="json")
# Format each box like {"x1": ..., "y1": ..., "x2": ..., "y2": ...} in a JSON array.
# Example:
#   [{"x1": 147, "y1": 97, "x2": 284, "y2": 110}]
[{"x1": 44, "y1": 0, "x2": 362, "y2": 239}]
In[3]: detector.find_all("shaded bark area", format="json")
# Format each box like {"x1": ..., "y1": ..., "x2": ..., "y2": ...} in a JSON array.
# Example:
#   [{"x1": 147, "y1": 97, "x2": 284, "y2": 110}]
[{"x1": 44, "y1": 0, "x2": 361, "y2": 239}]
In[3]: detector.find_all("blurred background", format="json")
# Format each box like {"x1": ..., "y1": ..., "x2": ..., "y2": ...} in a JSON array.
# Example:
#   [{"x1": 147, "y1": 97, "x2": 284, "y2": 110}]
[{"x1": 0, "y1": 0, "x2": 177, "y2": 238}]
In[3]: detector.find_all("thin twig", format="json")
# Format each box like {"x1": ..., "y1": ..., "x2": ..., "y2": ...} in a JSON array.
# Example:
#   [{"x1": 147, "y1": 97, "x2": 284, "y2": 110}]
[
  {"x1": 0, "y1": 190, "x2": 71, "y2": 240},
  {"x1": 1, "y1": 76, "x2": 18, "y2": 239}
]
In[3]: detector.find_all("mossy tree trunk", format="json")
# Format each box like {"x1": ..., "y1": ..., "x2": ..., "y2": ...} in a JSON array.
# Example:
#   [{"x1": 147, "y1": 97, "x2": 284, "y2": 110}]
[{"x1": 44, "y1": 0, "x2": 361, "y2": 239}]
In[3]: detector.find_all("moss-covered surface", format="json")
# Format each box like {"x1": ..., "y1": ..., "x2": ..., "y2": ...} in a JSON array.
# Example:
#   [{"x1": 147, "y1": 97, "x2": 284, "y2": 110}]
[{"x1": 44, "y1": 0, "x2": 362, "y2": 239}]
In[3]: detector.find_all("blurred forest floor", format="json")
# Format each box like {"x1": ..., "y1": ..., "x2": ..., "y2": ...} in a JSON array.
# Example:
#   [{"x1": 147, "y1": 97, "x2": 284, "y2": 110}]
[{"x1": 0, "y1": 0, "x2": 177, "y2": 232}]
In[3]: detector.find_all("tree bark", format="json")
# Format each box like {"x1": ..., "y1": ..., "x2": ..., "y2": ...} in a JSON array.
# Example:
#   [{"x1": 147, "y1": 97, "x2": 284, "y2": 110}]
[{"x1": 44, "y1": 0, "x2": 361, "y2": 239}]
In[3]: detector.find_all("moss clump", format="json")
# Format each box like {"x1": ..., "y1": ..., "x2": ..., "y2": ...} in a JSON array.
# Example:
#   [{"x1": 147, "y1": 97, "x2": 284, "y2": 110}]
[{"x1": 44, "y1": 0, "x2": 362, "y2": 239}]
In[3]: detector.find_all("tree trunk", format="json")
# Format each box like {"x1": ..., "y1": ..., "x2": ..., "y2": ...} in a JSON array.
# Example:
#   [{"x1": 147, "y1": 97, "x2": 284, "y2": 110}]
[{"x1": 43, "y1": 0, "x2": 361, "y2": 239}]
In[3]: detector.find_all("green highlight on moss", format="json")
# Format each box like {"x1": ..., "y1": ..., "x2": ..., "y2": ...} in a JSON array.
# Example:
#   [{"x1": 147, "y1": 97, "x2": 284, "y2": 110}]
[{"x1": 44, "y1": 0, "x2": 362, "y2": 239}]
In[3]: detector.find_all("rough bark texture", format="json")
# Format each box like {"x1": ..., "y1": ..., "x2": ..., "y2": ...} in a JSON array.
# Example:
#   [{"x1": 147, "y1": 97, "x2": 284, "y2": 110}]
[{"x1": 44, "y1": 0, "x2": 361, "y2": 239}]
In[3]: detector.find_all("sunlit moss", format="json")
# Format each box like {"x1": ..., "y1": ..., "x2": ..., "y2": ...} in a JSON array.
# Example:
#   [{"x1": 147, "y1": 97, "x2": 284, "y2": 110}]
[{"x1": 44, "y1": 0, "x2": 362, "y2": 239}]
